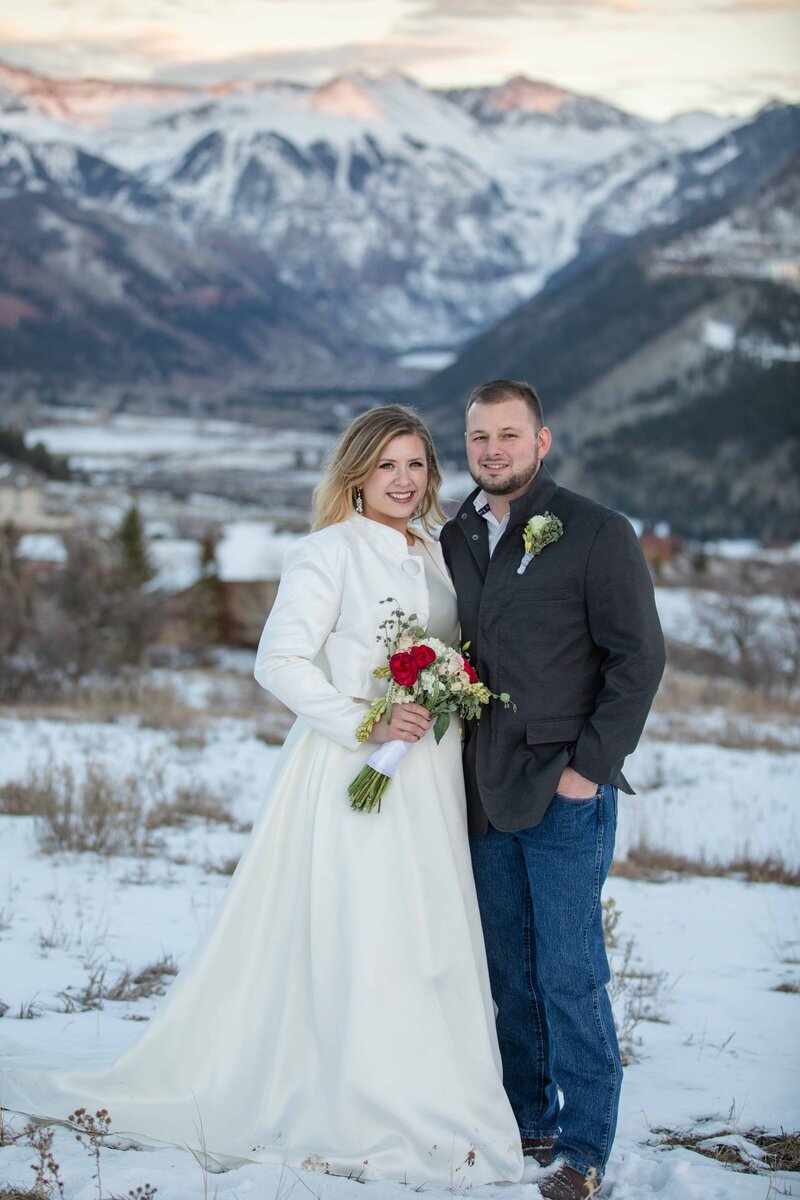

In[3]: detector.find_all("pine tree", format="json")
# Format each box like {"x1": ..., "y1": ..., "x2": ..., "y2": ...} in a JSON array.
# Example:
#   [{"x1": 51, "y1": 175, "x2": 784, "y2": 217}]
[
  {"x1": 114, "y1": 502, "x2": 154, "y2": 588},
  {"x1": 191, "y1": 531, "x2": 226, "y2": 654},
  {"x1": 0, "y1": 520, "x2": 25, "y2": 664}
]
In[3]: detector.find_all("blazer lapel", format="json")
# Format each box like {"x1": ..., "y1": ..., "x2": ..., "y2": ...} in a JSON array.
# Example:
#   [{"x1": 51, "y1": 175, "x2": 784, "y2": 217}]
[
  {"x1": 505, "y1": 463, "x2": 560, "y2": 535},
  {"x1": 455, "y1": 490, "x2": 490, "y2": 579}
]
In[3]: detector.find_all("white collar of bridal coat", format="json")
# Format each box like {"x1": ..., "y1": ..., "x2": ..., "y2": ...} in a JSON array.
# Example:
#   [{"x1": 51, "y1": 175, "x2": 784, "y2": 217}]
[{"x1": 346, "y1": 513, "x2": 439, "y2": 555}]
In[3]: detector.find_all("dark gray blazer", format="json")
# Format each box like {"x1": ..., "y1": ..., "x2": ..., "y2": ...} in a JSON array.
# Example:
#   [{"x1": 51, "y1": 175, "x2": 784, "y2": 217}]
[{"x1": 440, "y1": 464, "x2": 666, "y2": 836}]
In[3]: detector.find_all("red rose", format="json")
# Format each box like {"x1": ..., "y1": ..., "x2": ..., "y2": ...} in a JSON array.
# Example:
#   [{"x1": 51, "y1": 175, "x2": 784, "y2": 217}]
[
  {"x1": 410, "y1": 644, "x2": 437, "y2": 670},
  {"x1": 389, "y1": 651, "x2": 419, "y2": 687},
  {"x1": 463, "y1": 659, "x2": 479, "y2": 684}
]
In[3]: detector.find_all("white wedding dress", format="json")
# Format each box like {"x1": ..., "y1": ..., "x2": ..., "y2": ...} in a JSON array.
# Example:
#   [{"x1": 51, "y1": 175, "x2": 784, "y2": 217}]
[{"x1": 1, "y1": 523, "x2": 524, "y2": 1187}]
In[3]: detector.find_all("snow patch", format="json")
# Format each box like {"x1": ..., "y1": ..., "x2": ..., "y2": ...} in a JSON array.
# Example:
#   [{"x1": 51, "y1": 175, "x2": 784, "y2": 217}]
[
  {"x1": 216, "y1": 521, "x2": 298, "y2": 582},
  {"x1": 702, "y1": 318, "x2": 736, "y2": 351},
  {"x1": 16, "y1": 532, "x2": 67, "y2": 563}
]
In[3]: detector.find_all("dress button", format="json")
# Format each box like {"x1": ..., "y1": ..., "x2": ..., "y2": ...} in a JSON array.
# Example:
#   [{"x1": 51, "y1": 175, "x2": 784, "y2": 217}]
[
  {"x1": 402, "y1": 559, "x2": 421, "y2": 576},
  {"x1": 461, "y1": 513, "x2": 468, "y2": 520},
  {"x1": 471, "y1": 533, "x2": 479, "y2": 541}
]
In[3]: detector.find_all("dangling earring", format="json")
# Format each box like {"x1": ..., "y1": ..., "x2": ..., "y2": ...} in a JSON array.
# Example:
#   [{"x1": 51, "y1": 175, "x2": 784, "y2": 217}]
[{"x1": 355, "y1": 488, "x2": 363, "y2": 514}]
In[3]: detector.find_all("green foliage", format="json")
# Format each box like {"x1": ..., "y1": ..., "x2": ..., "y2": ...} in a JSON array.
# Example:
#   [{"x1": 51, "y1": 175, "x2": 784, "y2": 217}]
[
  {"x1": 433, "y1": 712, "x2": 451, "y2": 744},
  {"x1": 114, "y1": 503, "x2": 154, "y2": 587},
  {"x1": 0, "y1": 425, "x2": 71, "y2": 480},
  {"x1": 189, "y1": 530, "x2": 226, "y2": 653},
  {"x1": 375, "y1": 597, "x2": 423, "y2": 653}
]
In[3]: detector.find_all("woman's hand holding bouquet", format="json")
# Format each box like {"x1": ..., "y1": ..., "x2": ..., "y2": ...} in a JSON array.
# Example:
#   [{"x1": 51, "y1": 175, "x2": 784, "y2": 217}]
[{"x1": 348, "y1": 599, "x2": 513, "y2": 813}]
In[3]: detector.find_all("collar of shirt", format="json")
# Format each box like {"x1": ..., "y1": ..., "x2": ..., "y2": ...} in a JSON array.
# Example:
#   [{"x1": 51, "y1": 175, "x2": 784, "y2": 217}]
[{"x1": 473, "y1": 490, "x2": 509, "y2": 556}]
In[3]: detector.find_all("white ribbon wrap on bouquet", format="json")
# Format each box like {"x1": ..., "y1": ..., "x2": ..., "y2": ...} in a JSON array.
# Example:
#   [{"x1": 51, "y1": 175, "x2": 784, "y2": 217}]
[{"x1": 366, "y1": 738, "x2": 411, "y2": 778}]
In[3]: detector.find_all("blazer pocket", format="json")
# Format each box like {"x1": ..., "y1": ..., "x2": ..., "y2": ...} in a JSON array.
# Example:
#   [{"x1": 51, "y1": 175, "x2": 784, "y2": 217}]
[
  {"x1": 509, "y1": 587, "x2": 575, "y2": 607},
  {"x1": 526, "y1": 716, "x2": 587, "y2": 744},
  {"x1": 516, "y1": 587, "x2": 574, "y2": 601}
]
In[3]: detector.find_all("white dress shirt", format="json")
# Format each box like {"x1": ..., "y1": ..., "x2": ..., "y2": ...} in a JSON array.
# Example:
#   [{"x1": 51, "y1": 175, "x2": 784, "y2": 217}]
[{"x1": 473, "y1": 490, "x2": 509, "y2": 557}]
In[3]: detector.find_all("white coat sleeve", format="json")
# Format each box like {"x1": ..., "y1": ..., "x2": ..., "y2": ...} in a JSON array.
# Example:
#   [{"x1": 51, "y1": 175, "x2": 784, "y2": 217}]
[{"x1": 253, "y1": 538, "x2": 370, "y2": 751}]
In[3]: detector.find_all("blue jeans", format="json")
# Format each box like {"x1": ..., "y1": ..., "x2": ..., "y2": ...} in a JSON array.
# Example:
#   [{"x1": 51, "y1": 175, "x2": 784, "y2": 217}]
[{"x1": 470, "y1": 784, "x2": 621, "y2": 1179}]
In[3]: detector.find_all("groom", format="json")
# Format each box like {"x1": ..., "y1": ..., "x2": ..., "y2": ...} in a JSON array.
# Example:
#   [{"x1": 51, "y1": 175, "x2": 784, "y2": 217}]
[{"x1": 441, "y1": 380, "x2": 665, "y2": 1199}]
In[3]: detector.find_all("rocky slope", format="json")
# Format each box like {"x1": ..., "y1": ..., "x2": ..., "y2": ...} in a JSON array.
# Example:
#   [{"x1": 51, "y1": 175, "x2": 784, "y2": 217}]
[
  {"x1": 406, "y1": 145, "x2": 800, "y2": 539},
  {"x1": 0, "y1": 64, "x2": 796, "y2": 536},
  {"x1": 0, "y1": 63, "x2": 755, "y2": 391}
]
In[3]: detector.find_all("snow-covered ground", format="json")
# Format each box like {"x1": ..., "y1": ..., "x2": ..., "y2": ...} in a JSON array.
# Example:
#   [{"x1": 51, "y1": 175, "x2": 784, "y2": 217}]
[
  {"x1": 0, "y1": 703, "x2": 798, "y2": 1199},
  {"x1": 27, "y1": 413, "x2": 332, "y2": 478},
  {"x1": 654, "y1": 587, "x2": 793, "y2": 655}
]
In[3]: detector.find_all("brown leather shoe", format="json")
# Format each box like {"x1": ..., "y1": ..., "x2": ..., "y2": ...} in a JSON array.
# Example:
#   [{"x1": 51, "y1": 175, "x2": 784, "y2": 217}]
[
  {"x1": 521, "y1": 1137, "x2": 556, "y2": 1166},
  {"x1": 537, "y1": 1164, "x2": 602, "y2": 1198}
]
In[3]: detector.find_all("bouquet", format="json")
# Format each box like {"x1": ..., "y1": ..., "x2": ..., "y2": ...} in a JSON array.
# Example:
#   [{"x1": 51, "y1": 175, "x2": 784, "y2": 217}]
[{"x1": 348, "y1": 598, "x2": 513, "y2": 813}]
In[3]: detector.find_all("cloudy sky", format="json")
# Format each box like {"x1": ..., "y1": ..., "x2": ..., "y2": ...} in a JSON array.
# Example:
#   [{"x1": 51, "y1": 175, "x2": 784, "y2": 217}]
[{"x1": 1, "y1": 0, "x2": 798, "y2": 118}]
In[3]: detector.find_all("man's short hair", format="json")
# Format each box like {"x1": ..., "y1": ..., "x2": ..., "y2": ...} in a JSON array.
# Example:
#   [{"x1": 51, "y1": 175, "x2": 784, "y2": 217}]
[{"x1": 465, "y1": 379, "x2": 544, "y2": 429}]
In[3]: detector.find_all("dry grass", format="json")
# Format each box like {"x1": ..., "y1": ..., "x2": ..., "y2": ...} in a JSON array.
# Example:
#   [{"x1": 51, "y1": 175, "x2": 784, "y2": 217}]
[
  {"x1": 609, "y1": 939, "x2": 668, "y2": 1066},
  {"x1": 16, "y1": 1000, "x2": 41, "y2": 1020},
  {"x1": 650, "y1": 1126, "x2": 800, "y2": 1175},
  {"x1": 58, "y1": 956, "x2": 178, "y2": 1013},
  {"x1": 0, "y1": 755, "x2": 239, "y2": 857},
  {"x1": 603, "y1": 896, "x2": 622, "y2": 948},
  {"x1": 612, "y1": 842, "x2": 800, "y2": 886},
  {"x1": 146, "y1": 787, "x2": 237, "y2": 830},
  {"x1": 104, "y1": 956, "x2": 178, "y2": 1002},
  {"x1": 3, "y1": 679, "x2": 204, "y2": 732},
  {"x1": 772, "y1": 980, "x2": 800, "y2": 994},
  {"x1": 0, "y1": 1111, "x2": 160, "y2": 1200},
  {"x1": 0, "y1": 758, "x2": 157, "y2": 856},
  {"x1": 255, "y1": 720, "x2": 293, "y2": 746},
  {"x1": 603, "y1": 898, "x2": 668, "y2": 1066},
  {"x1": 203, "y1": 854, "x2": 241, "y2": 876},
  {"x1": 654, "y1": 670, "x2": 800, "y2": 721},
  {"x1": 650, "y1": 668, "x2": 800, "y2": 752},
  {"x1": 0, "y1": 1107, "x2": 22, "y2": 1148},
  {"x1": 0, "y1": 671, "x2": 292, "y2": 736}
]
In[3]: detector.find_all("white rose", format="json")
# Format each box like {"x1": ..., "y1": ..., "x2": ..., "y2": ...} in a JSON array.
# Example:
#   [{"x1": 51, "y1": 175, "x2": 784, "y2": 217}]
[{"x1": 446, "y1": 649, "x2": 463, "y2": 674}]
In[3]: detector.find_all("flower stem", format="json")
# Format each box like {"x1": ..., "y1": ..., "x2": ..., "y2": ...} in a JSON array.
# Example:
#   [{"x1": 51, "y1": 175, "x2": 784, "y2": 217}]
[{"x1": 348, "y1": 766, "x2": 391, "y2": 813}]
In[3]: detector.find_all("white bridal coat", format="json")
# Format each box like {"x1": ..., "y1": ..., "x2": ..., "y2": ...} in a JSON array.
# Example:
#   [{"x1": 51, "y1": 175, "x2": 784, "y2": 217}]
[{"x1": 1, "y1": 515, "x2": 524, "y2": 1187}]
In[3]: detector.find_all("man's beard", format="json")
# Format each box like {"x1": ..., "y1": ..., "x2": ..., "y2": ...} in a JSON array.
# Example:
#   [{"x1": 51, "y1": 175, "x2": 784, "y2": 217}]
[{"x1": 471, "y1": 455, "x2": 539, "y2": 497}]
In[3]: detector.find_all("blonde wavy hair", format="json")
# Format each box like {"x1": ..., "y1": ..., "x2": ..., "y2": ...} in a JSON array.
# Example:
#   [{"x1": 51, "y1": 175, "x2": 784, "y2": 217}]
[{"x1": 312, "y1": 405, "x2": 446, "y2": 533}]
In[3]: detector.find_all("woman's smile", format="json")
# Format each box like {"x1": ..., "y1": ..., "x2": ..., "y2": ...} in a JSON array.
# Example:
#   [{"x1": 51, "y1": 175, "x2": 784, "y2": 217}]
[{"x1": 360, "y1": 433, "x2": 429, "y2": 532}]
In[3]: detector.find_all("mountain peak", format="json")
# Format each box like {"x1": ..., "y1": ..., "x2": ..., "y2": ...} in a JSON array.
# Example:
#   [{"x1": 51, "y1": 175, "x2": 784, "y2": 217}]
[
  {"x1": 0, "y1": 58, "x2": 195, "y2": 126},
  {"x1": 309, "y1": 76, "x2": 383, "y2": 120},
  {"x1": 486, "y1": 75, "x2": 574, "y2": 114}
]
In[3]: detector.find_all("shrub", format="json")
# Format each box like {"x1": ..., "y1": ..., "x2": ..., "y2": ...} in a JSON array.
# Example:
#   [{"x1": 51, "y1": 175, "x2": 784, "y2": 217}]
[{"x1": 1, "y1": 754, "x2": 237, "y2": 859}]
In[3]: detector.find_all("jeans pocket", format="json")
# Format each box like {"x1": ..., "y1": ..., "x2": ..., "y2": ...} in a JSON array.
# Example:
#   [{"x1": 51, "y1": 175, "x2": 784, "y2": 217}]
[{"x1": 553, "y1": 790, "x2": 599, "y2": 803}]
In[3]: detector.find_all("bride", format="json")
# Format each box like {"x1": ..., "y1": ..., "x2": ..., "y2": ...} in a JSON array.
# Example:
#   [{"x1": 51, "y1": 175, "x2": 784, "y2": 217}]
[{"x1": 1, "y1": 406, "x2": 524, "y2": 1187}]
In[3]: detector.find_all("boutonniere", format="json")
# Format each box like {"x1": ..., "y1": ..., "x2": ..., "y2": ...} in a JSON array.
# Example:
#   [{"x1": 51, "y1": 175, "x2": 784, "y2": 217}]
[{"x1": 517, "y1": 512, "x2": 564, "y2": 575}]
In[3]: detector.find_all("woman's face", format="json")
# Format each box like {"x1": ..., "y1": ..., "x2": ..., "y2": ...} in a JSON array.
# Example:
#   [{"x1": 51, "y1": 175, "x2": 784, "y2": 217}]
[{"x1": 360, "y1": 434, "x2": 429, "y2": 534}]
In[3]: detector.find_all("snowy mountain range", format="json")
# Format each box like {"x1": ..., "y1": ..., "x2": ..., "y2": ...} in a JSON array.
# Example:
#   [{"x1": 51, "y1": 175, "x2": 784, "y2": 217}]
[
  {"x1": 410, "y1": 141, "x2": 800, "y2": 539},
  {"x1": 0, "y1": 61, "x2": 769, "y2": 390}
]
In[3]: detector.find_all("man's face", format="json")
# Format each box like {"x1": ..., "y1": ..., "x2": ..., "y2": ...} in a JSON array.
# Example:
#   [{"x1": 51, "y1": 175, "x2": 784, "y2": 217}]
[{"x1": 465, "y1": 398, "x2": 551, "y2": 499}]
